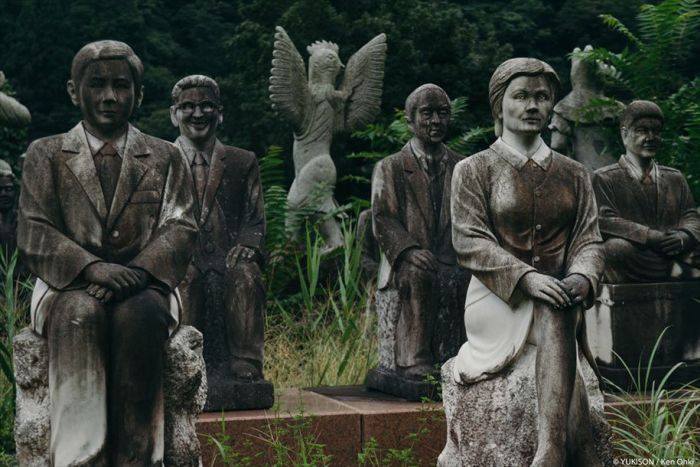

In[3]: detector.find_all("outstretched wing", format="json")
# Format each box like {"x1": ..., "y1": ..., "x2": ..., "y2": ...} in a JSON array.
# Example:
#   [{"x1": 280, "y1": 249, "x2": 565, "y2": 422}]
[
  {"x1": 269, "y1": 26, "x2": 309, "y2": 131},
  {"x1": 339, "y1": 33, "x2": 387, "y2": 132}
]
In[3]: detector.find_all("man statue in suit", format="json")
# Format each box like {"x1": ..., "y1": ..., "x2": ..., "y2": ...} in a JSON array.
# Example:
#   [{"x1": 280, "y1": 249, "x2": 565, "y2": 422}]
[
  {"x1": 171, "y1": 75, "x2": 266, "y2": 383},
  {"x1": 372, "y1": 84, "x2": 468, "y2": 379},
  {"x1": 593, "y1": 100, "x2": 700, "y2": 282},
  {"x1": 18, "y1": 40, "x2": 197, "y2": 466}
]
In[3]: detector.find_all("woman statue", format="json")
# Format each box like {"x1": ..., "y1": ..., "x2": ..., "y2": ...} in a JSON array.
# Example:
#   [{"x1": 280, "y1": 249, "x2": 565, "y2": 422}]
[{"x1": 450, "y1": 58, "x2": 604, "y2": 466}]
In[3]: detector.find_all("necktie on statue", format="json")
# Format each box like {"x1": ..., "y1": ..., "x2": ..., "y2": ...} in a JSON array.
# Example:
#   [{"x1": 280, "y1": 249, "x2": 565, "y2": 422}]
[
  {"x1": 95, "y1": 142, "x2": 121, "y2": 211},
  {"x1": 191, "y1": 152, "x2": 208, "y2": 210}
]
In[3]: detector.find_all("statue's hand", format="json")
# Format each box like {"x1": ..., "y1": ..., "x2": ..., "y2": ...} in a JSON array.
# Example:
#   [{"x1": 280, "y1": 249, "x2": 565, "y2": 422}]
[
  {"x1": 86, "y1": 283, "x2": 114, "y2": 303},
  {"x1": 226, "y1": 245, "x2": 256, "y2": 270},
  {"x1": 660, "y1": 231, "x2": 693, "y2": 256},
  {"x1": 400, "y1": 248, "x2": 437, "y2": 272},
  {"x1": 647, "y1": 229, "x2": 665, "y2": 253},
  {"x1": 518, "y1": 271, "x2": 571, "y2": 309},
  {"x1": 560, "y1": 273, "x2": 590, "y2": 306},
  {"x1": 84, "y1": 262, "x2": 146, "y2": 298}
]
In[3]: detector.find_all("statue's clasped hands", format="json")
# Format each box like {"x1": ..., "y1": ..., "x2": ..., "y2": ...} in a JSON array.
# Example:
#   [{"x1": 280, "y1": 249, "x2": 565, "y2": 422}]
[
  {"x1": 518, "y1": 271, "x2": 590, "y2": 309},
  {"x1": 648, "y1": 229, "x2": 692, "y2": 256},
  {"x1": 226, "y1": 245, "x2": 256, "y2": 270},
  {"x1": 400, "y1": 248, "x2": 438, "y2": 272},
  {"x1": 84, "y1": 262, "x2": 149, "y2": 303}
]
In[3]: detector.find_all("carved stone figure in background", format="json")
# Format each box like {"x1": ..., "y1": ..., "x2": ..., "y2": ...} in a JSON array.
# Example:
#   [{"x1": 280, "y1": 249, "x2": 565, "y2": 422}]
[
  {"x1": 594, "y1": 100, "x2": 700, "y2": 282},
  {"x1": 0, "y1": 71, "x2": 31, "y2": 127},
  {"x1": 444, "y1": 59, "x2": 605, "y2": 466},
  {"x1": 550, "y1": 45, "x2": 622, "y2": 171},
  {"x1": 0, "y1": 160, "x2": 18, "y2": 256},
  {"x1": 17, "y1": 40, "x2": 198, "y2": 465},
  {"x1": 171, "y1": 75, "x2": 273, "y2": 410},
  {"x1": 368, "y1": 84, "x2": 468, "y2": 398},
  {"x1": 269, "y1": 26, "x2": 387, "y2": 253}
]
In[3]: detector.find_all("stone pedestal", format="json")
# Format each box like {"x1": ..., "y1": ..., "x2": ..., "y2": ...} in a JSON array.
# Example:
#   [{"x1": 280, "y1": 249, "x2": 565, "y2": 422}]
[
  {"x1": 366, "y1": 283, "x2": 465, "y2": 401},
  {"x1": 437, "y1": 347, "x2": 613, "y2": 466},
  {"x1": 586, "y1": 282, "x2": 700, "y2": 390},
  {"x1": 14, "y1": 325, "x2": 207, "y2": 467}
]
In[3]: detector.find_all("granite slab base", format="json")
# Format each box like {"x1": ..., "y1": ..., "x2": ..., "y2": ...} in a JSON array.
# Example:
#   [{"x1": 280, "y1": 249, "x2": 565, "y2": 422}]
[
  {"x1": 204, "y1": 372, "x2": 274, "y2": 412},
  {"x1": 366, "y1": 367, "x2": 439, "y2": 402}
]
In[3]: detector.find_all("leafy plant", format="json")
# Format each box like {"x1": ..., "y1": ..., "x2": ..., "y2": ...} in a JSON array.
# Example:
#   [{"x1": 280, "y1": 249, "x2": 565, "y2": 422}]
[{"x1": 606, "y1": 328, "x2": 699, "y2": 461}]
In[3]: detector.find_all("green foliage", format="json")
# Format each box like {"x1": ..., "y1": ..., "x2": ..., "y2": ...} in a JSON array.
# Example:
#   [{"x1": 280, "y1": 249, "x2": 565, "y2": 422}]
[
  {"x1": 577, "y1": 0, "x2": 700, "y2": 195},
  {"x1": 606, "y1": 328, "x2": 699, "y2": 461}
]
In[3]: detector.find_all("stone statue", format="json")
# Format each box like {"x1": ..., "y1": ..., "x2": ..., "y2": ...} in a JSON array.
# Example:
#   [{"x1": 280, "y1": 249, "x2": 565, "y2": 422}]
[
  {"x1": 366, "y1": 84, "x2": 469, "y2": 400},
  {"x1": 441, "y1": 59, "x2": 609, "y2": 466},
  {"x1": 550, "y1": 45, "x2": 622, "y2": 171},
  {"x1": 171, "y1": 75, "x2": 273, "y2": 411},
  {"x1": 594, "y1": 100, "x2": 700, "y2": 282},
  {"x1": 0, "y1": 71, "x2": 31, "y2": 127},
  {"x1": 269, "y1": 26, "x2": 387, "y2": 253},
  {"x1": 0, "y1": 160, "x2": 18, "y2": 257},
  {"x1": 17, "y1": 40, "x2": 198, "y2": 465}
]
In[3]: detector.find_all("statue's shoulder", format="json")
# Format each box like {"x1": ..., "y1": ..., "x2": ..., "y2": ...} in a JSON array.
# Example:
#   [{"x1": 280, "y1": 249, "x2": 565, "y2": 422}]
[
  {"x1": 657, "y1": 164, "x2": 682, "y2": 176},
  {"x1": 137, "y1": 130, "x2": 180, "y2": 158},
  {"x1": 460, "y1": 147, "x2": 497, "y2": 169},
  {"x1": 378, "y1": 147, "x2": 411, "y2": 171},
  {"x1": 594, "y1": 162, "x2": 623, "y2": 177},
  {"x1": 551, "y1": 150, "x2": 589, "y2": 177},
  {"x1": 223, "y1": 144, "x2": 256, "y2": 163},
  {"x1": 25, "y1": 133, "x2": 69, "y2": 162}
]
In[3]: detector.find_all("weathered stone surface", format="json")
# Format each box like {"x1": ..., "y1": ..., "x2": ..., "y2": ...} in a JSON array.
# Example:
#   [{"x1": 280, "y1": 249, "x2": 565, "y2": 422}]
[
  {"x1": 14, "y1": 325, "x2": 207, "y2": 467},
  {"x1": 366, "y1": 367, "x2": 438, "y2": 402},
  {"x1": 204, "y1": 375, "x2": 274, "y2": 412},
  {"x1": 438, "y1": 346, "x2": 613, "y2": 467}
]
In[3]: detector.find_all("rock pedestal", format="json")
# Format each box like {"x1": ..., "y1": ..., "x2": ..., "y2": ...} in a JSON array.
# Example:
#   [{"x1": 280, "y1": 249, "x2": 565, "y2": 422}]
[
  {"x1": 14, "y1": 325, "x2": 207, "y2": 467},
  {"x1": 437, "y1": 346, "x2": 613, "y2": 466},
  {"x1": 366, "y1": 282, "x2": 465, "y2": 401},
  {"x1": 586, "y1": 282, "x2": 700, "y2": 390}
]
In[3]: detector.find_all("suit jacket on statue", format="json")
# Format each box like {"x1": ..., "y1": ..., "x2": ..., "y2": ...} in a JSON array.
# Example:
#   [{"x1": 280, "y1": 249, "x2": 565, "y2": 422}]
[
  {"x1": 176, "y1": 138, "x2": 265, "y2": 273},
  {"x1": 372, "y1": 143, "x2": 463, "y2": 289},
  {"x1": 593, "y1": 156, "x2": 700, "y2": 245},
  {"x1": 19, "y1": 123, "x2": 198, "y2": 334}
]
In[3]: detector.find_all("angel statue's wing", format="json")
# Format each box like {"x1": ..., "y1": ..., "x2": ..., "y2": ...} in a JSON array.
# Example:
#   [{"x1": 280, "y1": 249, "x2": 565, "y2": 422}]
[
  {"x1": 339, "y1": 33, "x2": 387, "y2": 133},
  {"x1": 269, "y1": 26, "x2": 309, "y2": 132},
  {"x1": 0, "y1": 72, "x2": 31, "y2": 127}
]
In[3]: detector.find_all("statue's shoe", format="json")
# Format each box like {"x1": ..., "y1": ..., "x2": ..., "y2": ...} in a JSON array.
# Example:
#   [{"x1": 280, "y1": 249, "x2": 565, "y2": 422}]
[
  {"x1": 397, "y1": 363, "x2": 435, "y2": 380},
  {"x1": 230, "y1": 359, "x2": 262, "y2": 381}
]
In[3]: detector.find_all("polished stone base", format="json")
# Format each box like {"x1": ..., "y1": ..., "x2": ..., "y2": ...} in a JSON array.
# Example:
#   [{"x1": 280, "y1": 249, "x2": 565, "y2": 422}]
[
  {"x1": 366, "y1": 367, "x2": 440, "y2": 402},
  {"x1": 586, "y1": 281, "x2": 700, "y2": 390},
  {"x1": 204, "y1": 373, "x2": 274, "y2": 412}
]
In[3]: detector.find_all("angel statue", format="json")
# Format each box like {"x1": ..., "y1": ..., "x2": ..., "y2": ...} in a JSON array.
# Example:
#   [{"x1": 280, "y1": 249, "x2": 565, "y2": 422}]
[
  {"x1": 0, "y1": 71, "x2": 31, "y2": 127},
  {"x1": 269, "y1": 26, "x2": 387, "y2": 253}
]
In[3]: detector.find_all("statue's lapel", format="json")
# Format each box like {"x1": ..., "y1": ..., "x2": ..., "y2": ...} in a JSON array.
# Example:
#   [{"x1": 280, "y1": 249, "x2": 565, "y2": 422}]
[
  {"x1": 63, "y1": 123, "x2": 108, "y2": 222},
  {"x1": 656, "y1": 169, "x2": 669, "y2": 226},
  {"x1": 106, "y1": 125, "x2": 148, "y2": 231},
  {"x1": 200, "y1": 140, "x2": 226, "y2": 224},
  {"x1": 403, "y1": 150, "x2": 433, "y2": 230}
]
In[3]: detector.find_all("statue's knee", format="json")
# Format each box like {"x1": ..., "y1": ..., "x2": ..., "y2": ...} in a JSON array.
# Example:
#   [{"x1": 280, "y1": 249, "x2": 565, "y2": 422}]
[
  {"x1": 49, "y1": 290, "x2": 105, "y2": 331},
  {"x1": 228, "y1": 261, "x2": 263, "y2": 290},
  {"x1": 603, "y1": 237, "x2": 636, "y2": 258},
  {"x1": 113, "y1": 289, "x2": 169, "y2": 331},
  {"x1": 397, "y1": 263, "x2": 434, "y2": 289}
]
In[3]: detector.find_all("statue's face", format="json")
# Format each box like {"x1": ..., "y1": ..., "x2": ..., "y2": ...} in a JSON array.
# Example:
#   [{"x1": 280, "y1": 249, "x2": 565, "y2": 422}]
[
  {"x1": 409, "y1": 89, "x2": 450, "y2": 144},
  {"x1": 622, "y1": 117, "x2": 662, "y2": 160},
  {"x1": 70, "y1": 59, "x2": 140, "y2": 137},
  {"x1": 500, "y1": 75, "x2": 553, "y2": 136},
  {"x1": 0, "y1": 176, "x2": 16, "y2": 212},
  {"x1": 171, "y1": 86, "x2": 222, "y2": 144}
]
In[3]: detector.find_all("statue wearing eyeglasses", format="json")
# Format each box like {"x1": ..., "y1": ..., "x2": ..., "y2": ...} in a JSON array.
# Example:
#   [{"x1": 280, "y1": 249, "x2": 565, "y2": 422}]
[
  {"x1": 170, "y1": 75, "x2": 271, "y2": 410},
  {"x1": 593, "y1": 100, "x2": 700, "y2": 282}
]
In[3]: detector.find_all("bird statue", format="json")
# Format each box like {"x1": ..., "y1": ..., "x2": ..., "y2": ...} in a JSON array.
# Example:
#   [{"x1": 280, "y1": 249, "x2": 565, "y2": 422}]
[
  {"x1": 270, "y1": 26, "x2": 387, "y2": 253},
  {"x1": 0, "y1": 71, "x2": 31, "y2": 128}
]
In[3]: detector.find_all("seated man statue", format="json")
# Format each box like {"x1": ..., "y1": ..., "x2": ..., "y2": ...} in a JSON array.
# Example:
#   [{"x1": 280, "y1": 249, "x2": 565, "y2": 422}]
[
  {"x1": 18, "y1": 40, "x2": 197, "y2": 466},
  {"x1": 171, "y1": 76, "x2": 268, "y2": 395},
  {"x1": 593, "y1": 100, "x2": 700, "y2": 282},
  {"x1": 371, "y1": 83, "x2": 468, "y2": 380}
]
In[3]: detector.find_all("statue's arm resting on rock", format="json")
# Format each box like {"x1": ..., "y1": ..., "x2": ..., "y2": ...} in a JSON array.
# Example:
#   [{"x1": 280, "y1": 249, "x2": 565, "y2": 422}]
[
  {"x1": 592, "y1": 171, "x2": 653, "y2": 245},
  {"x1": 450, "y1": 159, "x2": 536, "y2": 304},
  {"x1": 371, "y1": 158, "x2": 420, "y2": 269},
  {"x1": 563, "y1": 170, "x2": 605, "y2": 307},
  {"x1": 128, "y1": 146, "x2": 198, "y2": 290},
  {"x1": 18, "y1": 141, "x2": 101, "y2": 289}
]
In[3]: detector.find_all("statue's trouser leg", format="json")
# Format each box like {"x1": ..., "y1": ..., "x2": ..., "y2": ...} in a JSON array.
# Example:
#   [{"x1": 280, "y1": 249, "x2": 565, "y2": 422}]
[
  {"x1": 108, "y1": 289, "x2": 170, "y2": 467},
  {"x1": 395, "y1": 261, "x2": 436, "y2": 368},
  {"x1": 48, "y1": 290, "x2": 109, "y2": 467},
  {"x1": 603, "y1": 238, "x2": 670, "y2": 282},
  {"x1": 225, "y1": 260, "x2": 265, "y2": 371},
  {"x1": 531, "y1": 302, "x2": 577, "y2": 467},
  {"x1": 177, "y1": 265, "x2": 204, "y2": 328},
  {"x1": 566, "y1": 361, "x2": 602, "y2": 467}
]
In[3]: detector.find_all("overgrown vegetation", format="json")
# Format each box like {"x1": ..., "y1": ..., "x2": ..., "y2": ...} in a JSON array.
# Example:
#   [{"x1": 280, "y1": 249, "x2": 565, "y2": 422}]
[{"x1": 605, "y1": 328, "x2": 699, "y2": 461}]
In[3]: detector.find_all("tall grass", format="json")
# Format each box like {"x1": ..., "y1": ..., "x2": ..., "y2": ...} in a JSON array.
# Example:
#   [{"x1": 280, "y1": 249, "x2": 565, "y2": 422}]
[
  {"x1": 264, "y1": 215, "x2": 377, "y2": 388},
  {"x1": 606, "y1": 328, "x2": 699, "y2": 461}
]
